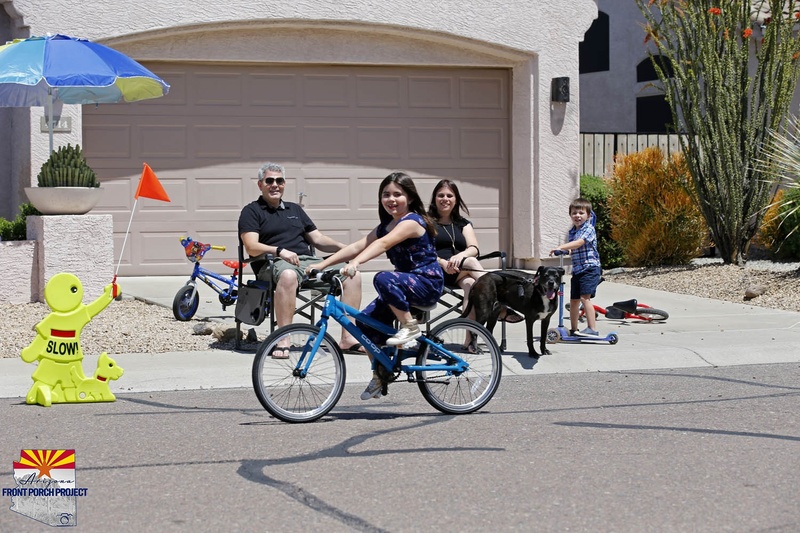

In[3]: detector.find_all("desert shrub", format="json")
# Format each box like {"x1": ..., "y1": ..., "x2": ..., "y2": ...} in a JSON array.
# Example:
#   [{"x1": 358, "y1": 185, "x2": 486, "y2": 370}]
[
  {"x1": 0, "y1": 203, "x2": 39, "y2": 241},
  {"x1": 579, "y1": 174, "x2": 624, "y2": 268},
  {"x1": 761, "y1": 187, "x2": 800, "y2": 260},
  {"x1": 608, "y1": 147, "x2": 707, "y2": 266},
  {"x1": 756, "y1": 189, "x2": 783, "y2": 253}
]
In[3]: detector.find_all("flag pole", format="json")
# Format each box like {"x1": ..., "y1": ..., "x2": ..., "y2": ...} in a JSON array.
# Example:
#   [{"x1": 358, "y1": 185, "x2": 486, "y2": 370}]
[
  {"x1": 115, "y1": 163, "x2": 170, "y2": 287},
  {"x1": 115, "y1": 198, "x2": 138, "y2": 278}
]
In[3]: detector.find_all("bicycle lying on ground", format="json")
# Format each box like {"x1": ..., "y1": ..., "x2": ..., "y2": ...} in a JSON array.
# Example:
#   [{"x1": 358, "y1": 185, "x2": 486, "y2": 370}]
[
  {"x1": 252, "y1": 269, "x2": 503, "y2": 423},
  {"x1": 568, "y1": 299, "x2": 669, "y2": 322},
  {"x1": 172, "y1": 236, "x2": 241, "y2": 321}
]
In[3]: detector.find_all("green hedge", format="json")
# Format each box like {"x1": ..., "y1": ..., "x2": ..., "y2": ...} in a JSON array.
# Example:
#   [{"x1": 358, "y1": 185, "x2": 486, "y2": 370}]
[
  {"x1": 0, "y1": 203, "x2": 40, "y2": 241},
  {"x1": 580, "y1": 175, "x2": 624, "y2": 268}
]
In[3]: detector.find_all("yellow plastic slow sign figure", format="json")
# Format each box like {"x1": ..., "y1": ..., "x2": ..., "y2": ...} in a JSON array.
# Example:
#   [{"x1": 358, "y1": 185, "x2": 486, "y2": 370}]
[{"x1": 21, "y1": 273, "x2": 124, "y2": 406}]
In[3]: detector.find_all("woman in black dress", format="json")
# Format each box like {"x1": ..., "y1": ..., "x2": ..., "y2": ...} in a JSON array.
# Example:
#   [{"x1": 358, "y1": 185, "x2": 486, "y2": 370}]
[{"x1": 427, "y1": 179, "x2": 521, "y2": 322}]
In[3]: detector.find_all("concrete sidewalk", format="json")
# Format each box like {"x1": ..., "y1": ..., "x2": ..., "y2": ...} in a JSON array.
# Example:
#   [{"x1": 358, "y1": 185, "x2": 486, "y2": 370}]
[{"x1": 2, "y1": 272, "x2": 800, "y2": 398}]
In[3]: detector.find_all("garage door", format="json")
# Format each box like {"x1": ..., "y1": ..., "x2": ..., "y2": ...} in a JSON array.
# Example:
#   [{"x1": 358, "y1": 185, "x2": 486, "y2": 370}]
[{"x1": 84, "y1": 63, "x2": 510, "y2": 275}]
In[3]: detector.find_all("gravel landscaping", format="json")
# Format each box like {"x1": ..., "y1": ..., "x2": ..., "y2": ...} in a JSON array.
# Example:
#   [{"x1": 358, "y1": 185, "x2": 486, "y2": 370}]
[{"x1": 3, "y1": 259, "x2": 799, "y2": 359}]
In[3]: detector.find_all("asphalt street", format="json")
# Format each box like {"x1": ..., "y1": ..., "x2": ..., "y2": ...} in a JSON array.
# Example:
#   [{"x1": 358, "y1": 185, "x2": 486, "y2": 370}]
[
  {"x1": 2, "y1": 273, "x2": 800, "y2": 531},
  {"x1": 1, "y1": 364, "x2": 798, "y2": 532}
]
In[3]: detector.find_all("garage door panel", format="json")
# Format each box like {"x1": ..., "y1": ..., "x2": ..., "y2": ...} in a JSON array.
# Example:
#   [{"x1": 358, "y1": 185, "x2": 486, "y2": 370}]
[
  {"x1": 459, "y1": 77, "x2": 506, "y2": 110},
  {"x1": 460, "y1": 127, "x2": 505, "y2": 159},
  {"x1": 303, "y1": 74, "x2": 351, "y2": 107},
  {"x1": 140, "y1": 125, "x2": 188, "y2": 158},
  {"x1": 356, "y1": 75, "x2": 403, "y2": 108},
  {"x1": 356, "y1": 126, "x2": 404, "y2": 159},
  {"x1": 247, "y1": 73, "x2": 299, "y2": 107},
  {"x1": 302, "y1": 126, "x2": 351, "y2": 159},
  {"x1": 150, "y1": 71, "x2": 188, "y2": 106},
  {"x1": 195, "y1": 125, "x2": 244, "y2": 159},
  {"x1": 194, "y1": 71, "x2": 245, "y2": 105},
  {"x1": 83, "y1": 124, "x2": 132, "y2": 158},
  {"x1": 249, "y1": 125, "x2": 299, "y2": 159},
  {"x1": 408, "y1": 126, "x2": 454, "y2": 159},
  {"x1": 85, "y1": 63, "x2": 509, "y2": 275},
  {"x1": 196, "y1": 178, "x2": 243, "y2": 211}
]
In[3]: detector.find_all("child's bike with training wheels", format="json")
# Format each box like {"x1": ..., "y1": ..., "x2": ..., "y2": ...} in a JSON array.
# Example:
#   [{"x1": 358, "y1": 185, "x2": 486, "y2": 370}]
[
  {"x1": 172, "y1": 236, "x2": 241, "y2": 321},
  {"x1": 252, "y1": 269, "x2": 503, "y2": 423},
  {"x1": 569, "y1": 299, "x2": 669, "y2": 323}
]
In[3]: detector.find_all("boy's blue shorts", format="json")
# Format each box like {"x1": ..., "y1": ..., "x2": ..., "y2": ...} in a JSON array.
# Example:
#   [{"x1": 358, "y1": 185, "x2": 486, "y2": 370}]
[{"x1": 570, "y1": 265, "x2": 601, "y2": 300}]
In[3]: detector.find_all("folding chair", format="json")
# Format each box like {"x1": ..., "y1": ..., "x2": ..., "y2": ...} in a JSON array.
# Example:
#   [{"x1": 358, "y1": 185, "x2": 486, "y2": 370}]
[
  {"x1": 425, "y1": 250, "x2": 509, "y2": 351},
  {"x1": 233, "y1": 241, "x2": 330, "y2": 349}
]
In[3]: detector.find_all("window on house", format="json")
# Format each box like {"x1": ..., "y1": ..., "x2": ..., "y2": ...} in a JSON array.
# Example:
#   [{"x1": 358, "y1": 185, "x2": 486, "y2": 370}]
[
  {"x1": 637, "y1": 55, "x2": 673, "y2": 82},
  {"x1": 580, "y1": 11, "x2": 609, "y2": 74},
  {"x1": 636, "y1": 95, "x2": 674, "y2": 133}
]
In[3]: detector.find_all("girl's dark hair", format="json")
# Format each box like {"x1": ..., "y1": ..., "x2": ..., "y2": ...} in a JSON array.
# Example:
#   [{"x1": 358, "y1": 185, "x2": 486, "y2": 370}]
[
  {"x1": 379, "y1": 172, "x2": 437, "y2": 237},
  {"x1": 427, "y1": 179, "x2": 470, "y2": 222}
]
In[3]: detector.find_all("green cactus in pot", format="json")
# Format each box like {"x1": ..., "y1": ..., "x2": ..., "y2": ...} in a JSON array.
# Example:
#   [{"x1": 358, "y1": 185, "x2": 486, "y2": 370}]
[{"x1": 37, "y1": 144, "x2": 100, "y2": 188}]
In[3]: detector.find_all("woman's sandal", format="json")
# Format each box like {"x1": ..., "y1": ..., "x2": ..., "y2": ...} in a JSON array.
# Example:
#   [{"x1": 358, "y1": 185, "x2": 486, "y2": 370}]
[
  {"x1": 270, "y1": 346, "x2": 290, "y2": 359},
  {"x1": 463, "y1": 333, "x2": 478, "y2": 354}
]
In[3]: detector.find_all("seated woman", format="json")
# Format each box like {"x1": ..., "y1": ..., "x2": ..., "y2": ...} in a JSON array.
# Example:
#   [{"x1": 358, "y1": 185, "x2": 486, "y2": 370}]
[{"x1": 427, "y1": 179, "x2": 521, "y2": 323}]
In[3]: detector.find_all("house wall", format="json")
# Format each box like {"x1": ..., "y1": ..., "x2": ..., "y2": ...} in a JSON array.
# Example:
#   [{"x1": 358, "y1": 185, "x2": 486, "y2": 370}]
[
  {"x1": 2, "y1": 0, "x2": 598, "y2": 265},
  {"x1": 580, "y1": 0, "x2": 645, "y2": 133},
  {"x1": 581, "y1": 1, "x2": 800, "y2": 135}
]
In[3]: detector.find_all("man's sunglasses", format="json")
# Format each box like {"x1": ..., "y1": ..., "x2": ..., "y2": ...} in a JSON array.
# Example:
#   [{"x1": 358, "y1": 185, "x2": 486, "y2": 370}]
[{"x1": 261, "y1": 177, "x2": 286, "y2": 186}]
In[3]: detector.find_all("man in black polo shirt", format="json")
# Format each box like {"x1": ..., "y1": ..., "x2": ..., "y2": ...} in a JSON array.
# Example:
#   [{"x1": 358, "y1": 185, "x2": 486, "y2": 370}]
[{"x1": 239, "y1": 162, "x2": 363, "y2": 357}]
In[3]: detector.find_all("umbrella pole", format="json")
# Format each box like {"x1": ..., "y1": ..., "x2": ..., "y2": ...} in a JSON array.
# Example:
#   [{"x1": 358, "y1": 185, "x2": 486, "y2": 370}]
[{"x1": 47, "y1": 89, "x2": 54, "y2": 154}]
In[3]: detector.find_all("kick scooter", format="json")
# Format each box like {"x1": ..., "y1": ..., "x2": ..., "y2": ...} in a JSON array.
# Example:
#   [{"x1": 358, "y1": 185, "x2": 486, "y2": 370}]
[{"x1": 546, "y1": 251, "x2": 618, "y2": 345}]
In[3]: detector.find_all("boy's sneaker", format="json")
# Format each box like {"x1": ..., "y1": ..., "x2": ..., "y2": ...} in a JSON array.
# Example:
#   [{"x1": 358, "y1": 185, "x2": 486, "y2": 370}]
[
  {"x1": 386, "y1": 319, "x2": 421, "y2": 346},
  {"x1": 360, "y1": 375, "x2": 383, "y2": 400},
  {"x1": 576, "y1": 328, "x2": 600, "y2": 337}
]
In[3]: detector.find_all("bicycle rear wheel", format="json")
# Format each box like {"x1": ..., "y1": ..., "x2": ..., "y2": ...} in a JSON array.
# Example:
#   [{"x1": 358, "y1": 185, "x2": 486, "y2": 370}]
[
  {"x1": 172, "y1": 284, "x2": 199, "y2": 321},
  {"x1": 416, "y1": 318, "x2": 502, "y2": 415},
  {"x1": 252, "y1": 324, "x2": 346, "y2": 423},
  {"x1": 635, "y1": 307, "x2": 669, "y2": 321}
]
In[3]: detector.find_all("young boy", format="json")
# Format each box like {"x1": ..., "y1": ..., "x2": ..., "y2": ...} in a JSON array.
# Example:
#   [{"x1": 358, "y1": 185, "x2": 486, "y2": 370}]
[{"x1": 550, "y1": 198, "x2": 602, "y2": 336}]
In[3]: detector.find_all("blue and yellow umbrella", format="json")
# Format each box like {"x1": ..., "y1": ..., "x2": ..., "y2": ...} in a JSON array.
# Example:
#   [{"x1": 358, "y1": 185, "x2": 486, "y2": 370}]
[{"x1": 0, "y1": 34, "x2": 169, "y2": 151}]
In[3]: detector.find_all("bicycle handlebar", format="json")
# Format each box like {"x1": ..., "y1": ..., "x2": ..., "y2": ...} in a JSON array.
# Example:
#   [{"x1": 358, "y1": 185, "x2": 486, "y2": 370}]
[
  {"x1": 552, "y1": 250, "x2": 569, "y2": 256},
  {"x1": 306, "y1": 269, "x2": 339, "y2": 284}
]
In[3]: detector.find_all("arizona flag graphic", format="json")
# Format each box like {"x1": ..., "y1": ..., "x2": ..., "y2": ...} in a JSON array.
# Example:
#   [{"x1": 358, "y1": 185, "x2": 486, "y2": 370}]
[
  {"x1": 14, "y1": 449, "x2": 75, "y2": 484},
  {"x1": 9, "y1": 449, "x2": 78, "y2": 526}
]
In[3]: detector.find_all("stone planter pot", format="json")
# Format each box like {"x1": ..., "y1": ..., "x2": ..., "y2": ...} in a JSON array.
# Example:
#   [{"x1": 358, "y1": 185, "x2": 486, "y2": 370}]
[{"x1": 24, "y1": 187, "x2": 104, "y2": 215}]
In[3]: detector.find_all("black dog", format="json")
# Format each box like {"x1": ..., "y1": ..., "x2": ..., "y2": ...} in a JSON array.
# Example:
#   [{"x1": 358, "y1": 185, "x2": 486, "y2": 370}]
[{"x1": 463, "y1": 266, "x2": 564, "y2": 358}]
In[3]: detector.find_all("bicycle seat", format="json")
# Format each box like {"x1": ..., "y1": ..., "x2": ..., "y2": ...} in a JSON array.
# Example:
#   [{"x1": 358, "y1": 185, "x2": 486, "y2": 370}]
[
  {"x1": 223, "y1": 260, "x2": 244, "y2": 271},
  {"x1": 611, "y1": 299, "x2": 638, "y2": 315},
  {"x1": 410, "y1": 303, "x2": 438, "y2": 322}
]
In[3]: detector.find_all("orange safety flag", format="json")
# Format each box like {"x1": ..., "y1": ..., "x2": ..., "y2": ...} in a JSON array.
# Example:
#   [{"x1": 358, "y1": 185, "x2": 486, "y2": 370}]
[{"x1": 134, "y1": 163, "x2": 171, "y2": 202}]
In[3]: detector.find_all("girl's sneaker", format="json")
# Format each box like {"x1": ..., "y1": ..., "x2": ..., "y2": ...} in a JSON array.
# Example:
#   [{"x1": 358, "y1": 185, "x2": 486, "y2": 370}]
[
  {"x1": 360, "y1": 375, "x2": 383, "y2": 400},
  {"x1": 386, "y1": 319, "x2": 421, "y2": 346}
]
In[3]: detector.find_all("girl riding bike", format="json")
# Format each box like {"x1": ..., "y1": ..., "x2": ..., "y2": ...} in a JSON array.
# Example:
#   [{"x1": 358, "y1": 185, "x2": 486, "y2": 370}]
[{"x1": 307, "y1": 172, "x2": 444, "y2": 400}]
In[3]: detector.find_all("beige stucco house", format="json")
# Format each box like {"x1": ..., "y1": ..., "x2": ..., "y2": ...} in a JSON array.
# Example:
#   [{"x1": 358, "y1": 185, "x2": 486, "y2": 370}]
[{"x1": 1, "y1": 0, "x2": 597, "y2": 275}]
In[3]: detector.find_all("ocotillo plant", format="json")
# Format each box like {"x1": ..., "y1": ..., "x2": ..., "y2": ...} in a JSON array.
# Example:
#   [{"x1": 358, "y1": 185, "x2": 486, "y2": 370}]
[{"x1": 636, "y1": 0, "x2": 800, "y2": 264}]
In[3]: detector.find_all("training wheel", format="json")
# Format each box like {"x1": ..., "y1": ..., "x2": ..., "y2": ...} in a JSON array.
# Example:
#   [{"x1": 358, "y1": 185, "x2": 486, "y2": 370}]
[{"x1": 546, "y1": 328, "x2": 561, "y2": 343}]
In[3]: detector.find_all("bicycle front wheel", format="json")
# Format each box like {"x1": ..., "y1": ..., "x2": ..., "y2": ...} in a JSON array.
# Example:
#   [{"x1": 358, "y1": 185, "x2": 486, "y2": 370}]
[
  {"x1": 172, "y1": 284, "x2": 199, "y2": 321},
  {"x1": 252, "y1": 324, "x2": 346, "y2": 423},
  {"x1": 636, "y1": 307, "x2": 669, "y2": 321},
  {"x1": 416, "y1": 318, "x2": 502, "y2": 415}
]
